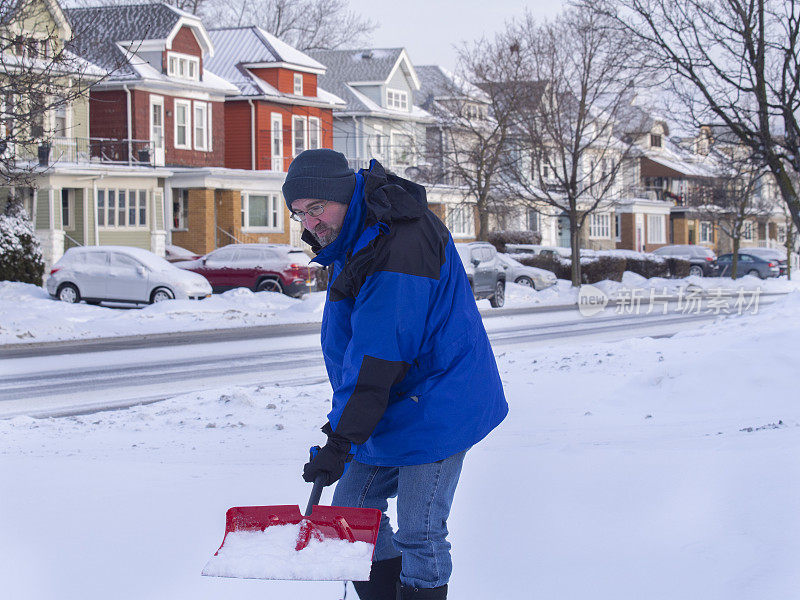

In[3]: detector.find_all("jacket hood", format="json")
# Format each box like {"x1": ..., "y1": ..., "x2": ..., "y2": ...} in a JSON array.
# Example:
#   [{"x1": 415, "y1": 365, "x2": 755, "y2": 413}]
[{"x1": 305, "y1": 159, "x2": 428, "y2": 264}]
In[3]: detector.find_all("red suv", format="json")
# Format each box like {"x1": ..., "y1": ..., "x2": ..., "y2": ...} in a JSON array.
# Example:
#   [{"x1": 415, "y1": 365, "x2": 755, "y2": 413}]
[{"x1": 175, "y1": 243, "x2": 317, "y2": 297}]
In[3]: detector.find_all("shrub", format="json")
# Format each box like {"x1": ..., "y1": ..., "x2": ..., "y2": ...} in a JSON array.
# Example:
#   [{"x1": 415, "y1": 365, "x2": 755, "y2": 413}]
[
  {"x1": 581, "y1": 256, "x2": 627, "y2": 283},
  {"x1": 665, "y1": 257, "x2": 692, "y2": 278},
  {"x1": 624, "y1": 256, "x2": 669, "y2": 279},
  {"x1": 515, "y1": 254, "x2": 571, "y2": 280},
  {"x1": 0, "y1": 195, "x2": 45, "y2": 285},
  {"x1": 488, "y1": 230, "x2": 543, "y2": 253}
]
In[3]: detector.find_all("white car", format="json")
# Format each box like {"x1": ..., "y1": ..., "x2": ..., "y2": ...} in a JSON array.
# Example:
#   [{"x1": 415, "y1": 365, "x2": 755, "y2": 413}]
[
  {"x1": 46, "y1": 246, "x2": 212, "y2": 305},
  {"x1": 497, "y1": 254, "x2": 558, "y2": 290}
]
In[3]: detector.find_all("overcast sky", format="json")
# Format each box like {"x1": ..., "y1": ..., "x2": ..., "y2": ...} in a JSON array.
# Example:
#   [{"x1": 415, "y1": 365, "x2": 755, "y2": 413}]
[{"x1": 347, "y1": 0, "x2": 566, "y2": 71}]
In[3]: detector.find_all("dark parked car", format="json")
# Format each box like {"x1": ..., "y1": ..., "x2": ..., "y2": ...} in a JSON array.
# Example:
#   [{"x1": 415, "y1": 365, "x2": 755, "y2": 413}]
[
  {"x1": 716, "y1": 252, "x2": 780, "y2": 279},
  {"x1": 175, "y1": 243, "x2": 317, "y2": 297},
  {"x1": 455, "y1": 242, "x2": 506, "y2": 308},
  {"x1": 739, "y1": 248, "x2": 788, "y2": 276},
  {"x1": 652, "y1": 244, "x2": 718, "y2": 277}
]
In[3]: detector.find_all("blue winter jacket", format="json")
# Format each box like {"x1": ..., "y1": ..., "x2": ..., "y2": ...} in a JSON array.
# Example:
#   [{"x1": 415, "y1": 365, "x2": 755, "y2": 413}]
[{"x1": 307, "y1": 160, "x2": 508, "y2": 466}]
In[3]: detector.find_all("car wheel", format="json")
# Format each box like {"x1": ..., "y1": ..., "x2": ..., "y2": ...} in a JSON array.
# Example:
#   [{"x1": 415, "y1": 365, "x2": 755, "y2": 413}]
[
  {"x1": 689, "y1": 265, "x2": 704, "y2": 277},
  {"x1": 150, "y1": 287, "x2": 174, "y2": 303},
  {"x1": 257, "y1": 278, "x2": 283, "y2": 294},
  {"x1": 747, "y1": 269, "x2": 762, "y2": 279},
  {"x1": 489, "y1": 280, "x2": 505, "y2": 308},
  {"x1": 57, "y1": 283, "x2": 80, "y2": 304},
  {"x1": 515, "y1": 276, "x2": 534, "y2": 288}
]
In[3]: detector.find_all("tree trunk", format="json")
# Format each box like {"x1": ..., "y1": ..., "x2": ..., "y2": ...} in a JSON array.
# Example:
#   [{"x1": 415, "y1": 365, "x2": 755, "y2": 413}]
[
  {"x1": 570, "y1": 215, "x2": 582, "y2": 287},
  {"x1": 786, "y1": 223, "x2": 794, "y2": 280},
  {"x1": 732, "y1": 235, "x2": 740, "y2": 279},
  {"x1": 477, "y1": 205, "x2": 490, "y2": 242}
]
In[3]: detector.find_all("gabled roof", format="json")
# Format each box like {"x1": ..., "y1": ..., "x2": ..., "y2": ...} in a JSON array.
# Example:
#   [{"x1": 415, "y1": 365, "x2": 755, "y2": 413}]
[
  {"x1": 1, "y1": 0, "x2": 71, "y2": 38},
  {"x1": 307, "y1": 48, "x2": 428, "y2": 118},
  {"x1": 207, "y1": 27, "x2": 327, "y2": 75},
  {"x1": 414, "y1": 65, "x2": 488, "y2": 110},
  {"x1": 66, "y1": 2, "x2": 213, "y2": 79},
  {"x1": 308, "y1": 48, "x2": 405, "y2": 84},
  {"x1": 204, "y1": 27, "x2": 343, "y2": 107}
]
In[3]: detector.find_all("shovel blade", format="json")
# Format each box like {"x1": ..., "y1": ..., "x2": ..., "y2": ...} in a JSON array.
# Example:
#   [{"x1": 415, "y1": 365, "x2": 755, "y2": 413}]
[{"x1": 202, "y1": 504, "x2": 382, "y2": 581}]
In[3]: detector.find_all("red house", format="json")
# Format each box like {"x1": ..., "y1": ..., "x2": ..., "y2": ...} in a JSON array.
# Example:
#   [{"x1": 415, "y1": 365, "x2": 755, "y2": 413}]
[{"x1": 206, "y1": 27, "x2": 343, "y2": 177}]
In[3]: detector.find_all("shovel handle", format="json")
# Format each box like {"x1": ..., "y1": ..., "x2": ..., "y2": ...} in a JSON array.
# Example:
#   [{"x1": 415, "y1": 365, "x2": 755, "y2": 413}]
[{"x1": 304, "y1": 475, "x2": 326, "y2": 517}]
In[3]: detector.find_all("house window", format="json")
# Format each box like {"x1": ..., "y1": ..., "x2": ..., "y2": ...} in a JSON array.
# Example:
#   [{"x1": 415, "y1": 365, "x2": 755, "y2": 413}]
[
  {"x1": 271, "y1": 113, "x2": 283, "y2": 171},
  {"x1": 294, "y1": 73, "x2": 303, "y2": 95},
  {"x1": 174, "y1": 100, "x2": 191, "y2": 149},
  {"x1": 371, "y1": 124, "x2": 385, "y2": 156},
  {"x1": 526, "y1": 209, "x2": 540, "y2": 232},
  {"x1": 387, "y1": 88, "x2": 409, "y2": 110},
  {"x1": 166, "y1": 52, "x2": 200, "y2": 81},
  {"x1": 447, "y1": 205, "x2": 475, "y2": 237},
  {"x1": 647, "y1": 214, "x2": 666, "y2": 244},
  {"x1": 391, "y1": 132, "x2": 413, "y2": 166},
  {"x1": 292, "y1": 116, "x2": 307, "y2": 157},
  {"x1": 193, "y1": 101, "x2": 209, "y2": 151},
  {"x1": 650, "y1": 134, "x2": 662, "y2": 148},
  {"x1": 98, "y1": 188, "x2": 148, "y2": 228},
  {"x1": 172, "y1": 188, "x2": 189, "y2": 230},
  {"x1": 615, "y1": 213, "x2": 622, "y2": 241},
  {"x1": 742, "y1": 221, "x2": 753, "y2": 241},
  {"x1": 243, "y1": 193, "x2": 282, "y2": 231},
  {"x1": 778, "y1": 225, "x2": 787, "y2": 244},
  {"x1": 61, "y1": 189, "x2": 73, "y2": 230},
  {"x1": 309, "y1": 117, "x2": 321, "y2": 149},
  {"x1": 589, "y1": 213, "x2": 611, "y2": 238},
  {"x1": 699, "y1": 221, "x2": 713, "y2": 243},
  {"x1": 54, "y1": 102, "x2": 69, "y2": 137}
]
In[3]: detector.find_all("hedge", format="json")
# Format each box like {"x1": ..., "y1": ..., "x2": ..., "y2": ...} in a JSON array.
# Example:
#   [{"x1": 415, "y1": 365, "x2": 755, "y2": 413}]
[
  {"x1": 514, "y1": 253, "x2": 692, "y2": 283},
  {"x1": 487, "y1": 230, "x2": 543, "y2": 254}
]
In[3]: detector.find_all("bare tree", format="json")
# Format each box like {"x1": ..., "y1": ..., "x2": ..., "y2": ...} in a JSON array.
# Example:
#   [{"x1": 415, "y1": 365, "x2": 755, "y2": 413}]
[
  {"x1": 502, "y1": 7, "x2": 648, "y2": 286},
  {"x1": 428, "y1": 31, "x2": 531, "y2": 241},
  {"x1": 691, "y1": 149, "x2": 772, "y2": 278},
  {"x1": 202, "y1": 0, "x2": 376, "y2": 50},
  {"x1": 1, "y1": 0, "x2": 104, "y2": 187},
  {"x1": 590, "y1": 0, "x2": 800, "y2": 242}
]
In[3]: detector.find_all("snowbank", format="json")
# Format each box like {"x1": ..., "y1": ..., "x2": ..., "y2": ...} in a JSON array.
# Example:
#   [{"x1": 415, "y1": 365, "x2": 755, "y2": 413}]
[{"x1": 2, "y1": 273, "x2": 799, "y2": 344}]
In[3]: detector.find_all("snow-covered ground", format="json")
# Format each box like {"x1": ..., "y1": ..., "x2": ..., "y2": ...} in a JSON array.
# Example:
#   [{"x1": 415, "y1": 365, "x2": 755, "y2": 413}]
[
  {"x1": 2, "y1": 291, "x2": 799, "y2": 599},
  {"x1": 2, "y1": 273, "x2": 799, "y2": 345}
]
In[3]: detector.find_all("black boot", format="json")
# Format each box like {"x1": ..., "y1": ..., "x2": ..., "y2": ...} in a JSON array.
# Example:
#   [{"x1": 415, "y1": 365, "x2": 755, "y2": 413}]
[
  {"x1": 353, "y1": 555, "x2": 402, "y2": 600},
  {"x1": 399, "y1": 584, "x2": 448, "y2": 599}
]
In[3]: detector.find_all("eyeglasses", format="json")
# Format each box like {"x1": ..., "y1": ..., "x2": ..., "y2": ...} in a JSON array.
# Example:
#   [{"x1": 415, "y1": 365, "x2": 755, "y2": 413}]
[{"x1": 290, "y1": 200, "x2": 328, "y2": 222}]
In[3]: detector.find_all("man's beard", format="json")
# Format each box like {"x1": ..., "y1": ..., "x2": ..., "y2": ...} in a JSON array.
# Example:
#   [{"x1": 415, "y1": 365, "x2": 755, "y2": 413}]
[{"x1": 310, "y1": 222, "x2": 341, "y2": 247}]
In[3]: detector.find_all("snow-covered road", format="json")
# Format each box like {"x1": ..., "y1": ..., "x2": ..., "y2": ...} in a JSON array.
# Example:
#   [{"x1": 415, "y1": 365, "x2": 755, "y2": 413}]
[
  {"x1": 2, "y1": 292, "x2": 799, "y2": 600},
  {"x1": 1, "y1": 294, "x2": 783, "y2": 419}
]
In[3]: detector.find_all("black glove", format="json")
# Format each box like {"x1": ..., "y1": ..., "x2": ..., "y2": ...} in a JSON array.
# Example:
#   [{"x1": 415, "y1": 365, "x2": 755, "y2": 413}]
[{"x1": 302, "y1": 425, "x2": 353, "y2": 486}]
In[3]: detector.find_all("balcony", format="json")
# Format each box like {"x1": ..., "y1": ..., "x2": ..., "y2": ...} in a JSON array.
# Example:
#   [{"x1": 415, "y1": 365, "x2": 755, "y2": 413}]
[{"x1": 12, "y1": 137, "x2": 156, "y2": 167}]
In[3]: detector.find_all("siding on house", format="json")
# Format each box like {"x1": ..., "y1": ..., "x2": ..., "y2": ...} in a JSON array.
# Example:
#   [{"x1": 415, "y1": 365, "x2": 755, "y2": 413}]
[
  {"x1": 97, "y1": 229, "x2": 152, "y2": 249},
  {"x1": 166, "y1": 26, "x2": 204, "y2": 73},
  {"x1": 250, "y1": 68, "x2": 318, "y2": 97}
]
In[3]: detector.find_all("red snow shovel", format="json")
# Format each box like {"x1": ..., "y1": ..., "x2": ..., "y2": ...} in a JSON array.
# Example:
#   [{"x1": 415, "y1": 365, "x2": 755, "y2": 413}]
[{"x1": 202, "y1": 476, "x2": 382, "y2": 581}]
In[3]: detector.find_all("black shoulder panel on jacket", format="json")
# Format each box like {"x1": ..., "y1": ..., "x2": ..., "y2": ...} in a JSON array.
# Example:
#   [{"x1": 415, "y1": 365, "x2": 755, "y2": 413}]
[
  {"x1": 333, "y1": 355, "x2": 411, "y2": 445},
  {"x1": 329, "y1": 210, "x2": 450, "y2": 302}
]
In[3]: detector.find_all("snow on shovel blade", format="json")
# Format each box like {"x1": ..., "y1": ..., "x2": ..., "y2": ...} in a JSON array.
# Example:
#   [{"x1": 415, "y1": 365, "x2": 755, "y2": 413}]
[{"x1": 202, "y1": 487, "x2": 382, "y2": 581}]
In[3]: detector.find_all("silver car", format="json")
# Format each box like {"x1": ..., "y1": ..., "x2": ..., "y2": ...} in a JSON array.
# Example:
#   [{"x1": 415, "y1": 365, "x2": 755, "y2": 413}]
[
  {"x1": 46, "y1": 246, "x2": 212, "y2": 305},
  {"x1": 496, "y1": 254, "x2": 557, "y2": 290}
]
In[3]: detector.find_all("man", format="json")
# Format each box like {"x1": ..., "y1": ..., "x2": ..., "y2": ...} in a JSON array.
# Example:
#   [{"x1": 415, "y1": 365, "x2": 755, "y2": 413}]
[{"x1": 283, "y1": 149, "x2": 507, "y2": 600}]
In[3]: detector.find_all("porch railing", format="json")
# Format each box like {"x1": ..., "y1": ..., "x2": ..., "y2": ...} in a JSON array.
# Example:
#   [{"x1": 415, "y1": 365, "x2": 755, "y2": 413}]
[{"x1": 13, "y1": 137, "x2": 156, "y2": 167}]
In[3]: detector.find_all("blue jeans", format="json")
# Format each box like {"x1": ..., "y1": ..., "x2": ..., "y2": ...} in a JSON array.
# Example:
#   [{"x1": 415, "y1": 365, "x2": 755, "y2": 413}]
[{"x1": 331, "y1": 450, "x2": 468, "y2": 589}]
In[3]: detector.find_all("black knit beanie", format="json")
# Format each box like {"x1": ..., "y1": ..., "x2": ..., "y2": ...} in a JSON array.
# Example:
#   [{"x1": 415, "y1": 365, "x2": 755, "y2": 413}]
[{"x1": 282, "y1": 149, "x2": 356, "y2": 210}]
